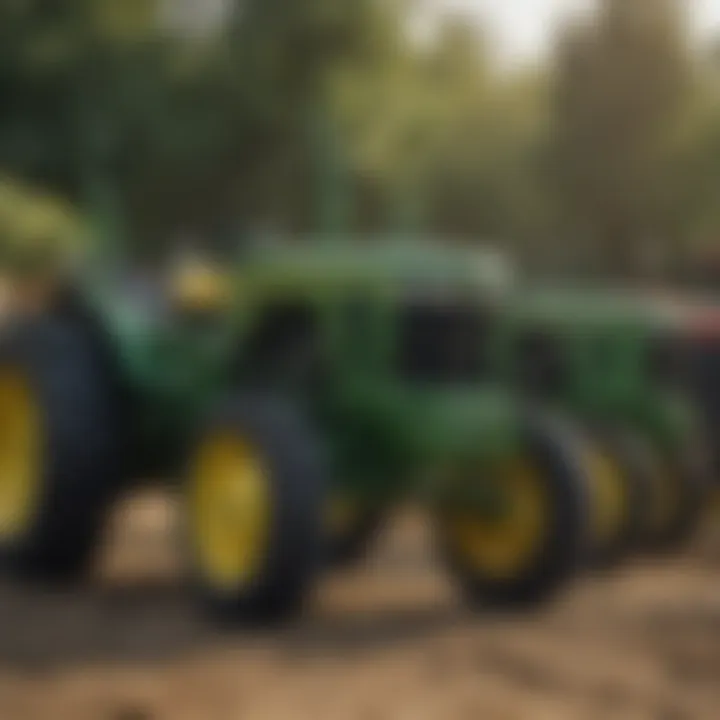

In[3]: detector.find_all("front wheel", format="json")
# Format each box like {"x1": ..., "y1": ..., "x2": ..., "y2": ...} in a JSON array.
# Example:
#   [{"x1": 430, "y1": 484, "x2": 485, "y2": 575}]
[
  {"x1": 0, "y1": 316, "x2": 121, "y2": 582},
  {"x1": 185, "y1": 396, "x2": 327, "y2": 626},
  {"x1": 436, "y1": 416, "x2": 590, "y2": 609}
]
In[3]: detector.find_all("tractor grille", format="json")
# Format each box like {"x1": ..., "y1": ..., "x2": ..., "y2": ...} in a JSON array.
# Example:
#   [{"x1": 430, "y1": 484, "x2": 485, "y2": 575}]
[{"x1": 397, "y1": 302, "x2": 488, "y2": 383}]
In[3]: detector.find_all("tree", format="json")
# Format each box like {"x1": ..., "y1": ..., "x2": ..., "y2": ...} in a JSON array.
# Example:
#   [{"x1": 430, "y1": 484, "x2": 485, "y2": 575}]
[
  {"x1": 552, "y1": 0, "x2": 691, "y2": 277},
  {"x1": 0, "y1": 0, "x2": 375, "y2": 257},
  {"x1": 330, "y1": 6, "x2": 549, "y2": 249}
]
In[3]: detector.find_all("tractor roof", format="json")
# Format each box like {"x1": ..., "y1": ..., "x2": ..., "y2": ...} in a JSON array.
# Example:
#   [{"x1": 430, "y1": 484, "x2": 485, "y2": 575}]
[
  {"x1": 511, "y1": 285, "x2": 680, "y2": 330},
  {"x1": 238, "y1": 238, "x2": 514, "y2": 298}
]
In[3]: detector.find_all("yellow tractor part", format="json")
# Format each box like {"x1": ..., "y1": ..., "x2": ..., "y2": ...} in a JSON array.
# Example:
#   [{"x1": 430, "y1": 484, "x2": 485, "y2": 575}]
[
  {"x1": 585, "y1": 446, "x2": 628, "y2": 552},
  {"x1": 170, "y1": 256, "x2": 233, "y2": 313},
  {"x1": 442, "y1": 459, "x2": 548, "y2": 580},
  {"x1": 189, "y1": 434, "x2": 271, "y2": 589},
  {"x1": 0, "y1": 369, "x2": 41, "y2": 540}
]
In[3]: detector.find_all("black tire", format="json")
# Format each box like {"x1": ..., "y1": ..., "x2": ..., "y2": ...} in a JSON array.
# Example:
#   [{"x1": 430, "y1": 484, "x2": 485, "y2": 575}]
[
  {"x1": 0, "y1": 315, "x2": 121, "y2": 581},
  {"x1": 185, "y1": 395, "x2": 328, "y2": 626},
  {"x1": 647, "y1": 443, "x2": 707, "y2": 553},
  {"x1": 327, "y1": 506, "x2": 385, "y2": 569},
  {"x1": 438, "y1": 413, "x2": 591, "y2": 610},
  {"x1": 583, "y1": 428, "x2": 647, "y2": 569},
  {"x1": 612, "y1": 430, "x2": 705, "y2": 553},
  {"x1": 598, "y1": 430, "x2": 656, "y2": 548}
]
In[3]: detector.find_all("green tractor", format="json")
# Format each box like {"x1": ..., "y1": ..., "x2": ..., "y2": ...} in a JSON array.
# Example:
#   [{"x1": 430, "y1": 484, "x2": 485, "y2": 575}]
[
  {"x1": 0, "y1": 237, "x2": 598, "y2": 624},
  {"x1": 497, "y1": 286, "x2": 707, "y2": 561},
  {"x1": 645, "y1": 291, "x2": 720, "y2": 511}
]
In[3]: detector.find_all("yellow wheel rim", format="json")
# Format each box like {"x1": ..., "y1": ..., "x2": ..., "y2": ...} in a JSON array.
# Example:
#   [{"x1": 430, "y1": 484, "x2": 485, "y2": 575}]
[
  {"x1": 190, "y1": 434, "x2": 270, "y2": 589},
  {"x1": 443, "y1": 460, "x2": 548, "y2": 580},
  {"x1": 0, "y1": 368, "x2": 40, "y2": 539},
  {"x1": 586, "y1": 447, "x2": 627, "y2": 548}
]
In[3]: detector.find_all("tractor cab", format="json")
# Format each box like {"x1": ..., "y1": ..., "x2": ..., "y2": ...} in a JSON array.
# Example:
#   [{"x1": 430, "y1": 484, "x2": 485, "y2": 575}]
[
  {"x1": 232, "y1": 239, "x2": 512, "y2": 406},
  {"x1": 230, "y1": 241, "x2": 512, "y2": 445},
  {"x1": 503, "y1": 287, "x2": 688, "y2": 418}
]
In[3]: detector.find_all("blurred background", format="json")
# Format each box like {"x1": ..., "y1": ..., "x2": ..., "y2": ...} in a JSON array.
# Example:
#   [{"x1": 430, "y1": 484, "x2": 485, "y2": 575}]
[
  {"x1": 3, "y1": 0, "x2": 720, "y2": 281},
  {"x1": 1, "y1": 2, "x2": 720, "y2": 719}
]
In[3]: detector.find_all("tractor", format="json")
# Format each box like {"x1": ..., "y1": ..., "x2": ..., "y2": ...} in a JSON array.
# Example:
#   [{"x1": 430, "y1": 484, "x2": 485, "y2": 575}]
[
  {"x1": 646, "y1": 291, "x2": 720, "y2": 507},
  {"x1": 496, "y1": 286, "x2": 707, "y2": 561},
  {"x1": 0, "y1": 236, "x2": 598, "y2": 625}
]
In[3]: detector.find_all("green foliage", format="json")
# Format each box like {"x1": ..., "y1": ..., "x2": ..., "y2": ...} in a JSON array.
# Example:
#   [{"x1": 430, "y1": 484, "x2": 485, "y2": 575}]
[
  {"x1": 0, "y1": 175, "x2": 85, "y2": 271},
  {"x1": 0, "y1": 0, "x2": 719, "y2": 280},
  {"x1": 329, "y1": 7, "x2": 550, "y2": 246},
  {"x1": 552, "y1": 0, "x2": 692, "y2": 276},
  {"x1": 0, "y1": 0, "x2": 375, "y2": 255}
]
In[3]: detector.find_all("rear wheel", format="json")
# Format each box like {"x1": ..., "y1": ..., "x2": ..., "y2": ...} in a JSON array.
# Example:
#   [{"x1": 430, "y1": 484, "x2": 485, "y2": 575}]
[
  {"x1": 0, "y1": 316, "x2": 121, "y2": 581},
  {"x1": 436, "y1": 416, "x2": 590, "y2": 609},
  {"x1": 186, "y1": 396, "x2": 327, "y2": 626},
  {"x1": 644, "y1": 444, "x2": 705, "y2": 553},
  {"x1": 606, "y1": 430, "x2": 704, "y2": 553}
]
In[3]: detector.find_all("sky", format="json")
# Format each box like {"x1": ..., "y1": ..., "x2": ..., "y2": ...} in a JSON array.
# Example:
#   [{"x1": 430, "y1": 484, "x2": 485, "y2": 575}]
[{"x1": 424, "y1": 0, "x2": 720, "y2": 66}]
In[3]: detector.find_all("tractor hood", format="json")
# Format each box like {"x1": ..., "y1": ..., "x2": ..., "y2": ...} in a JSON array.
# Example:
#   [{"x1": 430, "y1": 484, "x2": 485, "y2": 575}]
[{"x1": 393, "y1": 386, "x2": 521, "y2": 467}]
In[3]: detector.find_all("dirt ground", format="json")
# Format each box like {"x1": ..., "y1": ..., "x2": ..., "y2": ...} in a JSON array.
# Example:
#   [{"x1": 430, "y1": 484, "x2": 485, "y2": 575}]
[{"x1": 0, "y1": 492, "x2": 719, "y2": 720}]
